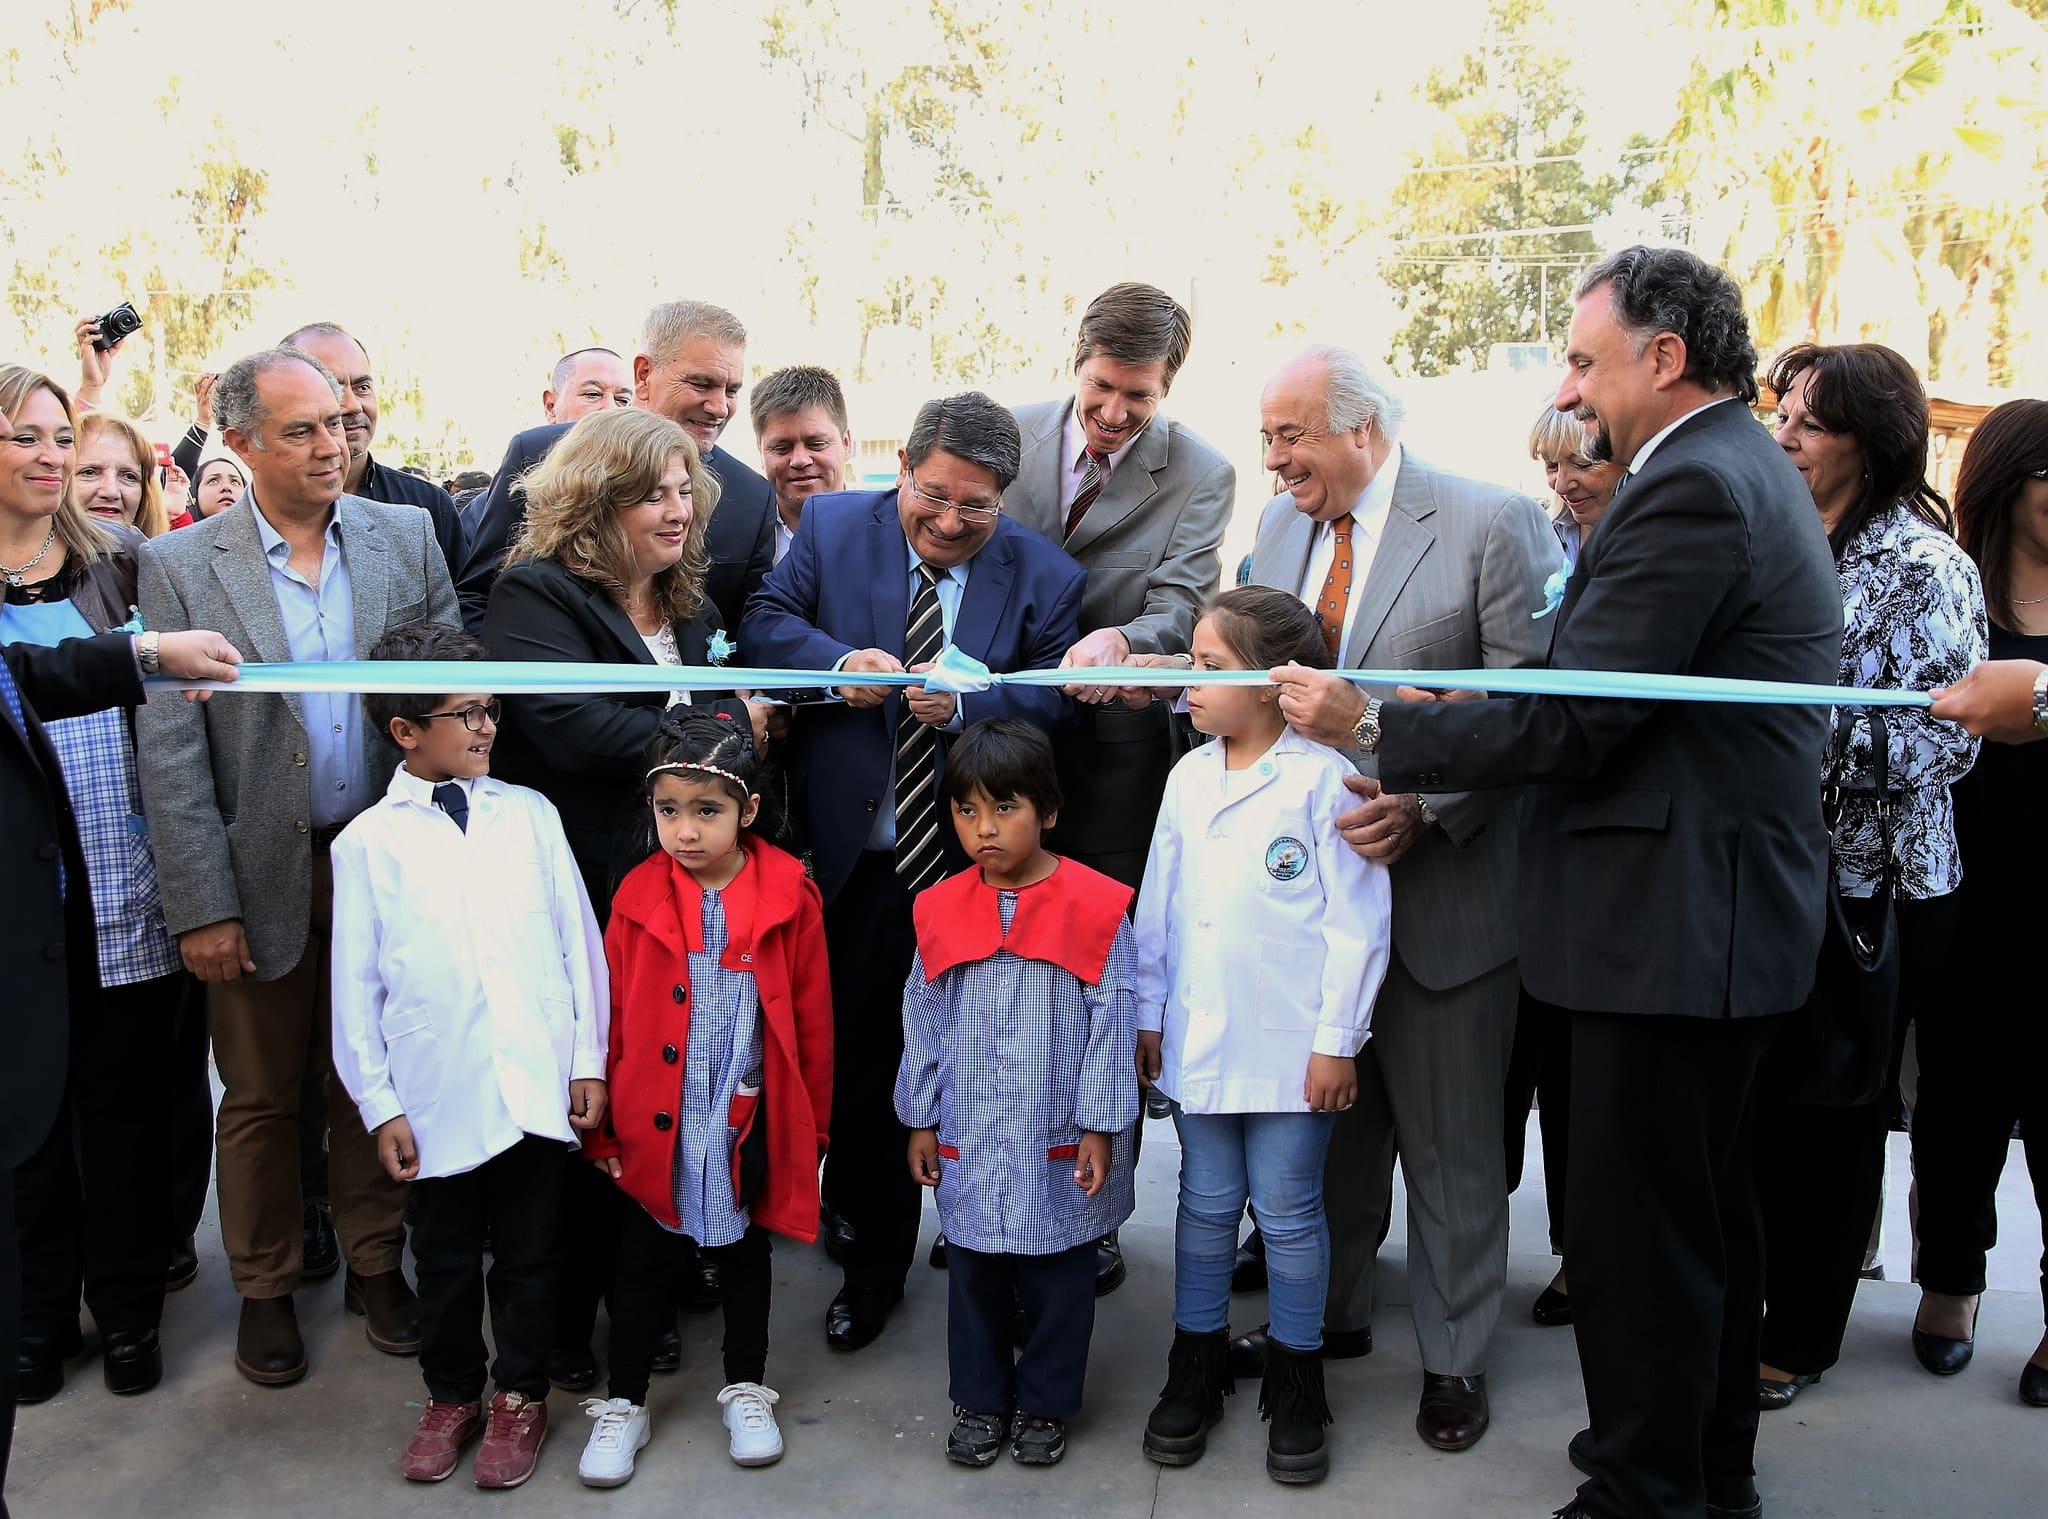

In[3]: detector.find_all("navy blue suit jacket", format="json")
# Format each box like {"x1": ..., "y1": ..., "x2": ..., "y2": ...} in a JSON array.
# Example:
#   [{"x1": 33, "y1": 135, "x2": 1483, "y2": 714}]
[
  {"x1": 739, "y1": 488, "x2": 1085, "y2": 903},
  {"x1": 454, "y1": 420, "x2": 776, "y2": 635}
]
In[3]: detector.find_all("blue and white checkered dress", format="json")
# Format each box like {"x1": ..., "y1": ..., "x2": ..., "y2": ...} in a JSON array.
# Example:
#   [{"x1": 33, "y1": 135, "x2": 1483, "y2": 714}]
[
  {"x1": 894, "y1": 895, "x2": 1139, "y2": 1256},
  {"x1": 667, "y1": 886, "x2": 763, "y2": 1248},
  {"x1": 0, "y1": 597, "x2": 179, "y2": 987}
]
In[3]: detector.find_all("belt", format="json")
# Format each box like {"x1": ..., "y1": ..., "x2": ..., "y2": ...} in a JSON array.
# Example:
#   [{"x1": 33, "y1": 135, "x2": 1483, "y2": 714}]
[{"x1": 310, "y1": 822, "x2": 346, "y2": 853}]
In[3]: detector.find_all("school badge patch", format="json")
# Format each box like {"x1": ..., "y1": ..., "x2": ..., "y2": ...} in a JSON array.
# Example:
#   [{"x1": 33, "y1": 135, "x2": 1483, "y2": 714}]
[{"x1": 1265, "y1": 836, "x2": 1309, "y2": 882}]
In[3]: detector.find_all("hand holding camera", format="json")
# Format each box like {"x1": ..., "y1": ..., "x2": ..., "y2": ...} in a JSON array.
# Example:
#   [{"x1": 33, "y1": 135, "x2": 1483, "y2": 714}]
[{"x1": 73, "y1": 301, "x2": 141, "y2": 404}]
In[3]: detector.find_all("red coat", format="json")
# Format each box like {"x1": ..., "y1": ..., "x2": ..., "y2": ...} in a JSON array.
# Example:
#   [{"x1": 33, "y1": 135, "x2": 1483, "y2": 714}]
[{"x1": 590, "y1": 840, "x2": 833, "y2": 1243}]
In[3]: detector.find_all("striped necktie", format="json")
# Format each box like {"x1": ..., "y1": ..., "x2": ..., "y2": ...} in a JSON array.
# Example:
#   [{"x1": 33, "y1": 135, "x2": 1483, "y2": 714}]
[
  {"x1": 894, "y1": 562, "x2": 948, "y2": 894},
  {"x1": 1065, "y1": 448, "x2": 1108, "y2": 540},
  {"x1": 1313, "y1": 513, "x2": 1357, "y2": 659}
]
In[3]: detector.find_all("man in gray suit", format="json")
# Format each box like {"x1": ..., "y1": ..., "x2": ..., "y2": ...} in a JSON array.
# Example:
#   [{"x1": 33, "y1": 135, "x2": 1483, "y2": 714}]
[
  {"x1": 138, "y1": 347, "x2": 460, "y2": 1388},
  {"x1": 1247, "y1": 346, "x2": 1554, "y2": 1450},
  {"x1": 1004, "y1": 282, "x2": 1234, "y2": 1295}
]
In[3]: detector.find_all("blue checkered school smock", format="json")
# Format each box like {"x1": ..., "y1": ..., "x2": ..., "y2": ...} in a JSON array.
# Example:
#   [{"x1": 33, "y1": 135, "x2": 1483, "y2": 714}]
[{"x1": 667, "y1": 886, "x2": 763, "y2": 1248}]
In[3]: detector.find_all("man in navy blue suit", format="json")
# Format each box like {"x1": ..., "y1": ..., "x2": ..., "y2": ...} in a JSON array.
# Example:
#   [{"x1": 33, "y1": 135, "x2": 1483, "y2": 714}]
[
  {"x1": 455, "y1": 300, "x2": 777, "y2": 633},
  {"x1": 742, "y1": 391, "x2": 1084, "y2": 1352}
]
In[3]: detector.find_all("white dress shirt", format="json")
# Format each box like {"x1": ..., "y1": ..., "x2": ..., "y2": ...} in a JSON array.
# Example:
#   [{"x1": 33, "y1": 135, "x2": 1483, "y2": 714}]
[
  {"x1": 251, "y1": 499, "x2": 365, "y2": 826},
  {"x1": 1133, "y1": 728, "x2": 1393, "y2": 1114},
  {"x1": 330, "y1": 766, "x2": 609, "y2": 1178},
  {"x1": 1296, "y1": 445, "x2": 1403, "y2": 658},
  {"x1": 1059, "y1": 405, "x2": 1142, "y2": 515},
  {"x1": 773, "y1": 514, "x2": 798, "y2": 566}
]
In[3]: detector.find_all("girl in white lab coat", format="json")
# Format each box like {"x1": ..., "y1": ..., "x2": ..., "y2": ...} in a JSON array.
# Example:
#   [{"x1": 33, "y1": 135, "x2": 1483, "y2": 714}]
[{"x1": 1132, "y1": 587, "x2": 1391, "y2": 1486}]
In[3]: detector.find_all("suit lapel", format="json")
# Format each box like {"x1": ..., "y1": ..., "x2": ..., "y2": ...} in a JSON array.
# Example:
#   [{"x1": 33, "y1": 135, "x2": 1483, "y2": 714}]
[
  {"x1": 952, "y1": 526, "x2": 1017, "y2": 659},
  {"x1": 872, "y1": 496, "x2": 910, "y2": 656},
  {"x1": 1066, "y1": 416, "x2": 1167, "y2": 556},
  {"x1": 211, "y1": 504, "x2": 304, "y2": 730},
  {"x1": 1342, "y1": 467, "x2": 1436, "y2": 666},
  {"x1": 590, "y1": 584, "x2": 653, "y2": 664},
  {"x1": 1010, "y1": 403, "x2": 1068, "y2": 541},
  {"x1": 1266, "y1": 505, "x2": 1317, "y2": 599},
  {"x1": 340, "y1": 498, "x2": 389, "y2": 657}
]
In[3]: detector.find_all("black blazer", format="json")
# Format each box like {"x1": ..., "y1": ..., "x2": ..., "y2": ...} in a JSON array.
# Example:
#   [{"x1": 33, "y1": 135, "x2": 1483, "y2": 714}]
[
  {"x1": 2, "y1": 632, "x2": 143, "y2": 1167},
  {"x1": 481, "y1": 555, "x2": 747, "y2": 920},
  {"x1": 455, "y1": 421, "x2": 776, "y2": 636},
  {"x1": 1379, "y1": 399, "x2": 1843, "y2": 1020},
  {"x1": 358, "y1": 453, "x2": 464, "y2": 578}
]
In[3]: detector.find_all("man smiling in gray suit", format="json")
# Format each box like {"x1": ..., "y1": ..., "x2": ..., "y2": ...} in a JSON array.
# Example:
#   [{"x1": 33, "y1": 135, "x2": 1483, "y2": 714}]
[
  {"x1": 1247, "y1": 346, "x2": 1554, "y2": 1451},
  {"x1": 137, "y1": 347, "x2": 459, "y2": 1389}
]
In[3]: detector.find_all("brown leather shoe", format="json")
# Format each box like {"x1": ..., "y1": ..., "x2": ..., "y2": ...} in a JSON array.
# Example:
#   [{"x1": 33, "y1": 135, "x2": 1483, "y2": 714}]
[
  {"x1": 1416, "y1": 1371, "x2": 1489, "y2": 1451},
  {"x1": 235, "y1": 1295, "x2": 308, "y2": 1386},
  {"x1": 344, "y1": 1268, "x2": 421, "y2": 1356},
  {"x1": 473, "y1": 1390, "x2": 549, "y2": 1488},
  {"x1": 401, "y1": 1400, "x2": 483, "y2": 1482}
]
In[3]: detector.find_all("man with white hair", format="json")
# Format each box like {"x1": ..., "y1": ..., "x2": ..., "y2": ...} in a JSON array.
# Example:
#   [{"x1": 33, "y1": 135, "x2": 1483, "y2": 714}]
[{"x1": 1240, "y1": 345, "x2": 1555, "y2": 1452}]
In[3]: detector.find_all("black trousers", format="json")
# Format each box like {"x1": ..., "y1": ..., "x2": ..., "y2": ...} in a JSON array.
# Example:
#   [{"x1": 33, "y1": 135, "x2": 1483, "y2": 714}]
[
  {"x1": 410, "y1": 1135, "x2": 564, "y2": 1404},
  {"x1": 608, "y1": 1209, "x2": 770, "y2": 1404},
  {"x1": 15, "y1": 972, "x2": 182, "y2": 1342},
  {"x1": 2, "y1": 1169, "x2": 20, "y2": 1514},
  {"x1": 551, "y1": 1154, "x2": 626, "y2": 1359},
  {"x1": 166, "y1": 975, "x2": 214, "y2": 1249},
  {"x1": 946, "y1": 1239, "x2": 1097, "y2": 1419},
  {"x1": 1915, "y1": 913, "x2": 2048, "y2": 1321},
  {"x1": 1757, "y1": 893, "x2": 1959, "y2": 1374},
  {"x1": 1566, "y1": 1009, "x2": 1782, "y2": 1519},
  {"x1": 821, "y1": 850, "x2": 922, "y2": 1291},
  {"x1": 1504, "y1": 990, "x2": 1571, "y2": 1255}
]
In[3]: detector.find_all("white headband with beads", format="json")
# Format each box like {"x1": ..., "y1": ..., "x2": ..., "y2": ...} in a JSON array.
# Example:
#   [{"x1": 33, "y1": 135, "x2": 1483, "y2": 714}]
[{"x1": 646, "y1": 760, "x2": 746, "y2": 790}]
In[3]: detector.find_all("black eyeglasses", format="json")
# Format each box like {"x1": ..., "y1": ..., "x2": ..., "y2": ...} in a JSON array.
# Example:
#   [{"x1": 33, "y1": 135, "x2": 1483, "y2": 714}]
[{"x1": 412, "y1": 700, "x2": 501, "y2": 732}]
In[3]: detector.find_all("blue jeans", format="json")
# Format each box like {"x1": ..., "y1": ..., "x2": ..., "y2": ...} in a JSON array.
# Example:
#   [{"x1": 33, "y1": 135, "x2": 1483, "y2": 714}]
[{"x1": 1171, "y1": 1105, "x2": 1335, "y2": 1352}]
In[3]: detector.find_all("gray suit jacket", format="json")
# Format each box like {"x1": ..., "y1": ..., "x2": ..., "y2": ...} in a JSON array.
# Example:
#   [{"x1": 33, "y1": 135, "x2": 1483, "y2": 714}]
[
  {"x1": 137, "y1": 495, "x2": 460, "y2": 978},
  {"x1": 1251, "y1": 451, "x2": 1555, "y2": 991},
  {"x1": 1004, "y1": 398, "x2": 1234, "y2": 656}
]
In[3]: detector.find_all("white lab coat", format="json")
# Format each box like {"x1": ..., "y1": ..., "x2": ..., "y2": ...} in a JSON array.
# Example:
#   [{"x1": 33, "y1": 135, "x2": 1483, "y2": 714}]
[
  {"x1": 330, "y1": 766, "x2": 609, "y2": 1178},
  {"x1": 1133, "y1": 728, "x2": 1391, "y2": 1114}
]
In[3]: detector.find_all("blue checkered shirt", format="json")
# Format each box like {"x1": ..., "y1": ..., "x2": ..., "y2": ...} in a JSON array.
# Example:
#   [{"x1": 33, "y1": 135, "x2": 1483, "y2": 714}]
[{"x1": 894, "y1": 895, "x2": 1139, "y2": 1256}]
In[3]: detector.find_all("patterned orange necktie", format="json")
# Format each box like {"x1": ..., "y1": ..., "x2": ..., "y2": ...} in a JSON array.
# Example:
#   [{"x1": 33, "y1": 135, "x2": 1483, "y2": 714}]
[{"x1": 1314, "y1": 513, "x2": 1356, "y2": 658}]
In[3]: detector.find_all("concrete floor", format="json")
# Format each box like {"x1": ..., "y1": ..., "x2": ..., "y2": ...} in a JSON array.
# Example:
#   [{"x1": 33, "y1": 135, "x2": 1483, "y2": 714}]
[{"x1": 10, "y1": 1129, "x2": 2043, "y2": 1518}]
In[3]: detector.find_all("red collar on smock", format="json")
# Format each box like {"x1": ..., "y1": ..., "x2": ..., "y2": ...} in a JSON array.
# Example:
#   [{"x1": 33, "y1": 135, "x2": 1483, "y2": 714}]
[{"x1": 913, "y1": 858, "x2": 1132, "y2": 986}]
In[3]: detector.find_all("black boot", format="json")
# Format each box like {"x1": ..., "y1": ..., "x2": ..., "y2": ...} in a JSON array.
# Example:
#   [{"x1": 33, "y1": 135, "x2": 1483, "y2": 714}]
[
  {"x1": 1142, "y1": 1327, "x2": 1234, "y2": 1467},
  {"x1": 1260, "y1": 1338, "x2": 1331, "y2": 1484}
]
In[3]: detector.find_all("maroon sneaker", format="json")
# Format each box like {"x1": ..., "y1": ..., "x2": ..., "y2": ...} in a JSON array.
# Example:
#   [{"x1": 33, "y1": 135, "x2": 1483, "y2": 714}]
[
  {"x1": 400, "y1": 1400, "x2": 483, "y2": 1482},
  {"x1": 473, "y1": 1390, "x2": 549, "y2": 1489}
]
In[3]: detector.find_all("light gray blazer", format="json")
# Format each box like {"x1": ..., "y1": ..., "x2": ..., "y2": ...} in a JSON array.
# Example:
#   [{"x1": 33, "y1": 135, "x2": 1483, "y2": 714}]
[
  {"x1": 136, "y1": 495, "x2": 460, "y2": 978},
  {"x1": 1250, "y1": 451, "x2": 1556, "y2": 991},
  {"x1": 1005, "y1": 398, "x2": 1234, "y2": 656}
]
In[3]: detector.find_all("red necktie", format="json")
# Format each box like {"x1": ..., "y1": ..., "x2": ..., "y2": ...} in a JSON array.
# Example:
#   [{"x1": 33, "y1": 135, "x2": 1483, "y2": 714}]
[{"x1": 1065, "y1": 449, "x2": 1108, "y2": 540}]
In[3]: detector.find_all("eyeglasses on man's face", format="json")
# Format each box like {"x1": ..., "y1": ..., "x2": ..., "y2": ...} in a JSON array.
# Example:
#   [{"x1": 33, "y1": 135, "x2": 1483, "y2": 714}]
[
  {"x1": 412, "y1": 699, "x2": 501, "y2": 732},
  {"x1": 903, "y1": 472, "x2": 1003, "y2": 524}
]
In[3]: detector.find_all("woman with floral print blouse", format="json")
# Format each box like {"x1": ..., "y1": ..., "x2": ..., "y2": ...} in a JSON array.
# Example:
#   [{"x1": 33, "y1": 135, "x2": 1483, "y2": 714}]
[{"x1": 1750, "y1": 343, "x2": 1986, "y2": 1412}]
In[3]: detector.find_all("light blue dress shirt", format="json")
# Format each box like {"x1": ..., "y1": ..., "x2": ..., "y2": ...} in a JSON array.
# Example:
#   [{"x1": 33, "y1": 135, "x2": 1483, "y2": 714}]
[
  {"x1": 863, "y1": 534, "x2": 969, "y2": 851},
  {"x1": 251, "y1": 500, "x2": 366, "y2": 827}
]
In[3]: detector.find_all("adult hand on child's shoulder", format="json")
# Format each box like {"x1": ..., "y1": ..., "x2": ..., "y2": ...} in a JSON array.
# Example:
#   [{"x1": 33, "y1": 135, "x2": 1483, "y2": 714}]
[
  {"x1": 907, "y1": 1128, "x2": 941, "y2": 1187},
  {"x1": 1075, "y1": 1132, "x2": 1111, "y2": 1199},
  {"x1": 375, "y1": 1115, "x2": 420, "y2": 1182},
  {"x1": 568, "y1": 1078, "x2": 608, "y2": 1131}
]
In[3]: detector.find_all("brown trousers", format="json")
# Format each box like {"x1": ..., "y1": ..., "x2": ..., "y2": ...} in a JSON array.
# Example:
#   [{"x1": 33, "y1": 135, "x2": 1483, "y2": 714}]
[{"x1": 208, "y1": 852, "x2": 405, "y2": 1297}]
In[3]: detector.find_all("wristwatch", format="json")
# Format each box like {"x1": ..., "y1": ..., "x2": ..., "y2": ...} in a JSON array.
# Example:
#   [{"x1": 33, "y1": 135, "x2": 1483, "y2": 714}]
[
  {"x1": 135, "y1": 630, "x2": 161, "y2": 676},
  {"x1": 1415, "y1": 795, "x2": 1439, "y2": 829},
  {"x1": 1351, "y1": 697, "x2": 1383, "y2": 754},
  {"x1": 2033, "y1": 666, "x2": 2048, "y2": 734}
]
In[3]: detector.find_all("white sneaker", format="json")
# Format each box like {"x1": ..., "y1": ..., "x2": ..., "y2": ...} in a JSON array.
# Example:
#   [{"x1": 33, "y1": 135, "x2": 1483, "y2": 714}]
[
  {"x1": 577, "y1": 1397, "x2": 651, "y2": 1487},
  {"x1": 717, "y1": 1381, "x2": 784, "y2": 1466}
]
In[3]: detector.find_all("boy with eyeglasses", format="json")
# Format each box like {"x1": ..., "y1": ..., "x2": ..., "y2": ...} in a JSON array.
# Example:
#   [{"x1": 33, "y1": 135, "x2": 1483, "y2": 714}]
[{"x1": 330, "y1": 621, "x2": 610, "y2": 1489}]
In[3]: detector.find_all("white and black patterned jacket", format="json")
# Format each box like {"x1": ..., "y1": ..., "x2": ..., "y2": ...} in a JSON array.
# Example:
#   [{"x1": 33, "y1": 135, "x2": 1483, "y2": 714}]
[{"x1": 1826, "y1": 504, "x2": 1986, "y2": 899}]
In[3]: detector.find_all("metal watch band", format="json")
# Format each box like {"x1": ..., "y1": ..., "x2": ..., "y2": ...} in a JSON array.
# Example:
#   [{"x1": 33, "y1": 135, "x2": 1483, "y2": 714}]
[{"x1": 2033, "y1": 666, "x2": 2048, "y2": 734}]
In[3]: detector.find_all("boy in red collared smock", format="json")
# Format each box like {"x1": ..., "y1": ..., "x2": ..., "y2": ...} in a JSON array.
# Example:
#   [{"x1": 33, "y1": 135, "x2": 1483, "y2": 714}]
[
  {"x1": 577, "y1": 711, "x2": 832, "y2": 1487},
  {"x1": 894, "y1": 719, "x2": 1139, "y2": 1471}
]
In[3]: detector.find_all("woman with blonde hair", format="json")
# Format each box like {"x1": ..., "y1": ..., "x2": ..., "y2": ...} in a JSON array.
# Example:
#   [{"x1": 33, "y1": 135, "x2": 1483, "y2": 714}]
[
  {"x1": 1, "y1": 365, "x2": 187, "y2": 1401},
  {"x1": 482, "y1": 408, "x2": 763, "y2": 1393},
  {"x1": 73, "y1": 412, "x2": 174, "y2": 538}
]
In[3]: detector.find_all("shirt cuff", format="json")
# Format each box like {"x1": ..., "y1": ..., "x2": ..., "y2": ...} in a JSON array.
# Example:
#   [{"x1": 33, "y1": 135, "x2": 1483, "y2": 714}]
[
  {"x1": 357, "y1": 1088, "x2": 404, "y2": 1133},
  {"x1": 570, "y1": 1053, "x2": 607, "y2": 1084},
  {"x1": 1313, "y1": 1024, "x2": 1367, "y2": 1058},
  {"x1": 1136, "y1": 1003, "x2": 1165, "y2": 1033}
]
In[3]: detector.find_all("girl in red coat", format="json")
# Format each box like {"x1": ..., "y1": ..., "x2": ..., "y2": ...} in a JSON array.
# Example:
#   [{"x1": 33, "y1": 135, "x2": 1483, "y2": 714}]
[{"x1": 576, "y1": 710, "x2": 832, "y2": 1487}]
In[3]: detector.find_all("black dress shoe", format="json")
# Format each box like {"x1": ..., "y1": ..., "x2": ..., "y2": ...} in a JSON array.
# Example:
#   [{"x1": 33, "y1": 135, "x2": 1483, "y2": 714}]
[
  {"x1": 165, "y1": 1237, "x2": 199, "y2": 1293},
  {"x1": 344, "y1": 1268, "x2": 422, "y2": 1355},
  {"x1": 650, "y1": 1328, "x2": 682, "y2": 1373},
  {"x1": 1095, "y1": 1231, "x2": 1127, "y2": 1297},
  {"x1": 2020, "y1": 1360, "x2": 2048, "y2": 1407},
  {"x1": 15, "y1": 1332, "x2": 78, "y2": 1404},
  {"x1": 1231, "y1": 1230, "x2": 1268, "y2": 1293},
  {"x1": 1417, "y1": 1371, "x2": 1489, "y2": 1451},
  {"x1": 1531, "y1": 1284, "x2": 1572, "y2": 1326},
  {"x1": 1911, "y1": 1312, "x2": 1976, "y2": 1376},
  {"x1": 546, "y1": 1345, "x2": 599, "y2": 1391},
  {"x1": 1707, "y1": 1476, "x2": 1763, "y2": 1519},
  {"x1": 235, "y1": 1295, "x2": 308, "y2": 1386},
  {"x1": 1322, "y1": 1325, "x2": 1372, "y2": 1360},
  {"x1": 930, "y1": 1232, "x2": 950, "y2": 1269},
  {"x1": 819, "y1": 1204, "x2": 856, "y2": 1267},
  {"x1": 301, "y1": 1200, "x2": 341, "y2": 1282},
  {"x1": 1756, "y1": 1371, "x2": 1820, "y2": 1410},
  {"x1": 677, "y1": 1251, "x2": 722, "y2": 1312},
  {"x1": 103, "y1": 1329, "x2": 163, "y2": 1395},
  {"x1": 825, "y1": 1283, "x2": 903, "y2": 1352}
]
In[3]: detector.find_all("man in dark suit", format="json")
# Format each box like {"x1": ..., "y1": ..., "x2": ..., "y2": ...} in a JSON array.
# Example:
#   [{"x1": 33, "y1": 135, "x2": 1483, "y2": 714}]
[
  {"x1": 457, "y1": 300, "x2": 776, "y2": 633},
  {"x1": 283, "y1": 324, "x2": 464, "y2": 574},
  {"x1": 1274, "y1": 247, "x2": 1840, "y2": 1519},
  {"x1": 741, "y1": 391, "x2": 1084, "y2": 1351},
  {"x1": 2, "y1": 621, "x2": 238, "y2": 1513}
]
